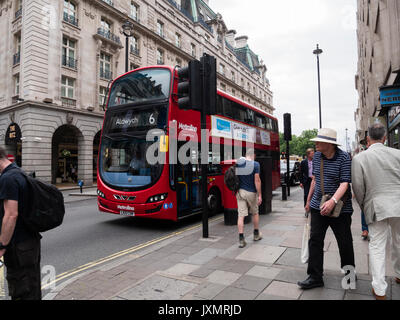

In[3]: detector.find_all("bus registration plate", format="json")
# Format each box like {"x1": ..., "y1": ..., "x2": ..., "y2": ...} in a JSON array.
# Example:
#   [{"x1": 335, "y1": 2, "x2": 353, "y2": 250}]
[{"x1": 120, "y1": 211, "x2": 135, "y2": 217}]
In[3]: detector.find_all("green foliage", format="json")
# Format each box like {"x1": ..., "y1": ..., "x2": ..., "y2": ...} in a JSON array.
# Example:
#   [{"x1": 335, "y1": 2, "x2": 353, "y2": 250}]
[{"x1": 280, "y1": 129, "x2": 318, "y2": 157}]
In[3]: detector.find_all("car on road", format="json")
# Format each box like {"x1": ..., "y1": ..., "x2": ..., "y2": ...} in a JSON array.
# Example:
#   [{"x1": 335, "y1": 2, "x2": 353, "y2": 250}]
[{"x1": 280, "y1": 160, "x2": 301, "y2": 186}]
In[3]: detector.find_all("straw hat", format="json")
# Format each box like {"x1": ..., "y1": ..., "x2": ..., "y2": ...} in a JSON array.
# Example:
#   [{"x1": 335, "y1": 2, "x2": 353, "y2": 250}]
[{"x1": 310, "y1": 128, "x2": 341, "y2": 146}]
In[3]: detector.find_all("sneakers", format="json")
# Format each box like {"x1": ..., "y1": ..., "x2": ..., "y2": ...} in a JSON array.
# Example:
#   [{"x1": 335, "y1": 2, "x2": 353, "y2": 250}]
[
  {"x1": 239, "y1": 238, "x2": 247, "y2": 248},
  {"x1": 254, "y1": 231, "x2": 263, "y2": 242}
]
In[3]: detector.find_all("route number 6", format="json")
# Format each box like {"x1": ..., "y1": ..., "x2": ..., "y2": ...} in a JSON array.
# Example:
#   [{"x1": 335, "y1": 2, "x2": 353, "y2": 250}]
[{"x1": 149, "y1": 113, "x2": 155, "y2": 125}]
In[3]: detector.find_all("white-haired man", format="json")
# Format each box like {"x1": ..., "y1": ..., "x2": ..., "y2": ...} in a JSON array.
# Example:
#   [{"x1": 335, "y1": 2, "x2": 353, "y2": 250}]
[{"x1": 352, "y1": 122, "x2": 400, "y2": 300}]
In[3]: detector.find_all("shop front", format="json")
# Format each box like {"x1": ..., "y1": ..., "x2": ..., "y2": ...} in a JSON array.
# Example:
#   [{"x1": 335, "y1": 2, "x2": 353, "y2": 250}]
[{"x1": 380, "y1": 85, "x2": 400, "y2": 149}]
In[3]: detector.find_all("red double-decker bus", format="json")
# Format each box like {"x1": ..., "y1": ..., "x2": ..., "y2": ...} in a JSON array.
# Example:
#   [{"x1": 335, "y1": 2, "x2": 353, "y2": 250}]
[{"x1": 97, "y1": 65, "x2": 280, "y2": 221}]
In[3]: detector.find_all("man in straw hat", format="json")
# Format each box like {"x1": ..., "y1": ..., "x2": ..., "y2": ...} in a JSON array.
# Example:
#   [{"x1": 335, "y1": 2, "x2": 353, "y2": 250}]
[
  {"x1": 352, "y1": 122, "x2": 400, "y2": 300},
  {"x1": 298, "y1": 128, "x2": 355, "y2": 290}
]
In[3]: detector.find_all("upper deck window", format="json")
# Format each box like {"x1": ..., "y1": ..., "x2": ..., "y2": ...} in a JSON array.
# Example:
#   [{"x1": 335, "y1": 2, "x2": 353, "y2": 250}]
[{"x1": 108, "y1": 68, "x2": 171, "y2": 107}]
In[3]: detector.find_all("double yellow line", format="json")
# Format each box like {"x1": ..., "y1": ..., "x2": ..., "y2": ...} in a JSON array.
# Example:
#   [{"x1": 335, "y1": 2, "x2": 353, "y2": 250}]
[{"x1": 42, "y1": 216, "x2": 223, "y2": 290}]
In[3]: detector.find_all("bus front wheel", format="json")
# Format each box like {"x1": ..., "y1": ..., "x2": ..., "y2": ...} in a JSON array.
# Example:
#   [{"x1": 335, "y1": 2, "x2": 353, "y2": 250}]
[{"x1": 208, "y1": 188, "x2": 222, "y2": 216}]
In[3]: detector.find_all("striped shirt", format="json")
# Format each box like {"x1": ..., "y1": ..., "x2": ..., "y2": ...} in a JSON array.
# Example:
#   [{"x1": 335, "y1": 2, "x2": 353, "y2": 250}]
[{"x1": 310, "y1": 149, "x2": 353, "y2": 214}]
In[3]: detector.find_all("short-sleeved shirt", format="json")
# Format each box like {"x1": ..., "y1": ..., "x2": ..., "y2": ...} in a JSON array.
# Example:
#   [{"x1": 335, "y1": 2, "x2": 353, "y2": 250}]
[
  {"x1": 0, "y1": 163, "x2": 38, "y2": 244},
  {"x1": 236, "y1": 158, "x2": 260, "y2": 193},
  {"x1": 310, "y1": 149, "x2": 353, "y2": 214}
]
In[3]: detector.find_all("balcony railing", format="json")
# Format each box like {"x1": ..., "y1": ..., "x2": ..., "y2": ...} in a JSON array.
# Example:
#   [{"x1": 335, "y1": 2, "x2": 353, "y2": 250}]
[
  {"x1": 62, "y1": 55, "x2": 78, "y2": 70},
  {"x1": 61, "y1": 97, "x2": 77, "y2": 107},
  {"x1": 13, "y1": 52, "x2": 21, "y2": 65},
  {"x1": 197, "y1": 17, "x2": 213, "y2": 34},
  {"x1": 97, "y1": 28, "x2": 121, "y2": 46},
  {"x1": 63, "y1": 12, "x2": 79, "y2": 27},
  {"x1": 102, "y1": 0, "x2": 114, "y2": 7},
  {"x1": 15, "y1": 8, "x2": 22, "y2": 19},
  {"x1": 100, "y1": 69, "x2": 113, "y2": 80},
  {"x1": 130, "y1": 45, "x2": 140, "y2": 56}
]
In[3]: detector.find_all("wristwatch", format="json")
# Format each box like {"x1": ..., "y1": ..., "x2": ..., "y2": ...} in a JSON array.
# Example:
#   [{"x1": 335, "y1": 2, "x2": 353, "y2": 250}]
[
  {"x1": 332, "y1": 196, "x2": 338, "y2": 205},
  {"x1": 0, "y1": 242, "x2": 8, "y2": 250}
]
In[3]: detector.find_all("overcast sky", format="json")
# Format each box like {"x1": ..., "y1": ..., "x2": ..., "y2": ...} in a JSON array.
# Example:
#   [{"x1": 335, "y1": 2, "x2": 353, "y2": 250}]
[{"x1": 210, "y1": 0, "x2": 358, "y2": 150}]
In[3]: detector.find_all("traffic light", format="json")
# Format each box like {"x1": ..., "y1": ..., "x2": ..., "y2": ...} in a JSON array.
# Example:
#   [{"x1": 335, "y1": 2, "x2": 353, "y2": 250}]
[
  {"x1": 200, "y1": 54, "x2": 217, "y2": 115},
  {"x1": 283, "y1": 113, "x2": 292, "y2": 141},
  {"x1": 177, "y1": 60, "x2": 202, "y2": 111}
]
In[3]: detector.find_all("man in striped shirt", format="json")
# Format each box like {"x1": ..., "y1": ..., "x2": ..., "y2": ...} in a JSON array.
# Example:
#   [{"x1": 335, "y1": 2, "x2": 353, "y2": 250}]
[{"x1": 298, "y1": 128, "x2": 355, "y2": 290}]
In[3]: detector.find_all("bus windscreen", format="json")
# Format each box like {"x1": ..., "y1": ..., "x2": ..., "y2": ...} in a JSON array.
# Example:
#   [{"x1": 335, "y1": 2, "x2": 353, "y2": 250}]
[{"x1": 108, "y1": 68, "x2": 171, "y2": 107}]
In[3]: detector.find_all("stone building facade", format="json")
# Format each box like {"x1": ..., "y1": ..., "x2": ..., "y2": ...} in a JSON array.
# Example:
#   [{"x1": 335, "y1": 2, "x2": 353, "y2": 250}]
[
  {"x1": 355, "y1": 0, "x2": 400, "y2": 149},
  {"x1": 0, "y1": 0, "x2": 274, "y2": 186}
]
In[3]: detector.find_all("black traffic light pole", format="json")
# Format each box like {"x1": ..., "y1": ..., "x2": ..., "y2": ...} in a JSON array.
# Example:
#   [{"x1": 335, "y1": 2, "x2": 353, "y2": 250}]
[
  {"x1": 176, "y1": 55, "x2": 216, "y2": 239},
  {"x1": 283, "y1": 113, "x2": 292, "y2": 197},
  {"x1": 200, "y1": 54, "x2": 216, "y2": 239},
  {"x1": 201, "y1": 64, "x2": 209, "y2": 239}
]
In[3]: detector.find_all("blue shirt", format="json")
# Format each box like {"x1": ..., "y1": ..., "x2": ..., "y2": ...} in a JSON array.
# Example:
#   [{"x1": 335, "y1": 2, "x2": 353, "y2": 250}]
[
  {"x1": 236, "y1": 158, "x2": 260, "y2": 193},
  {"x1": 310, "y1": 149, "x2": 353, "y2": 214}
]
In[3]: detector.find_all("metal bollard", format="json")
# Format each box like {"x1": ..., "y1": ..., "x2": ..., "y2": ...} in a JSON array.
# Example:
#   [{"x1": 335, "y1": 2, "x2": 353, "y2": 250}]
[
  {"x1": 78, "y1": 180, "x2": 84, "y2": 193},
  {"x1": 282, "y1": 183, "x2": 287, "y2": 201}
]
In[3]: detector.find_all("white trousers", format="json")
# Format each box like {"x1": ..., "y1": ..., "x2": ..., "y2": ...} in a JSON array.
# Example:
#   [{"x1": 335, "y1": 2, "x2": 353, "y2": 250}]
[{"x1": 368, "y1": 217, "x2": 400, "y2": 296}]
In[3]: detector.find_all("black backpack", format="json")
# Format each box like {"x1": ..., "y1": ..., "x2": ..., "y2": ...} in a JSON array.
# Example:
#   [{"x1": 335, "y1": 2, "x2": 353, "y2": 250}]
[
  {"x1": 224, "y1": 165, "x2": 240, "y2": 193},
  {"x1": 16, "y1": 169, "x2": 65, "y2": 233}
]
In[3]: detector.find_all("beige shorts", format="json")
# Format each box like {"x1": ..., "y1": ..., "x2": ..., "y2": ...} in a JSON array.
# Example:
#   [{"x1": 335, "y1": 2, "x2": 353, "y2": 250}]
[{"x1": 236, "y1": 189, "x2": 259, "y2": 218}]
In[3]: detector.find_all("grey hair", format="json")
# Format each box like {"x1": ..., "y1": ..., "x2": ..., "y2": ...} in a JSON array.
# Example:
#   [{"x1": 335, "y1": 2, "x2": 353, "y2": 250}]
[
  {"x1": 0, "y1": 146, "x2": 7, "y2": 160},
  {"x1": 368, "y1": 122, "x2": 386, "y2": 141}
]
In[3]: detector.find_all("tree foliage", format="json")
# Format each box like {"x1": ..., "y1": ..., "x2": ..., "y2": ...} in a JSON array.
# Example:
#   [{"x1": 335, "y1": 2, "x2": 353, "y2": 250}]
[{"x1": 280, "y1": 129, "x2": 318, "y2": 157}]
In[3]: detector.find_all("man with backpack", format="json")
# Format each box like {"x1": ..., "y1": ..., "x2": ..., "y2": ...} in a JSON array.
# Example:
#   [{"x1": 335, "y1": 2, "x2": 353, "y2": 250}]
[
  {"x1": 0, "y1": 147, "x2": 42, "y2": 300},
  {"x1": 235, "y1": 148, "x2": 263, "y2": 248}
]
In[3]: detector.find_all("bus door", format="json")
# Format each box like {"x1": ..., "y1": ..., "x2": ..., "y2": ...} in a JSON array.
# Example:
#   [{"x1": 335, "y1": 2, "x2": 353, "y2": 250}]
[{"x1": 176, "y1": 148, "x2": 202, "y2": 218}]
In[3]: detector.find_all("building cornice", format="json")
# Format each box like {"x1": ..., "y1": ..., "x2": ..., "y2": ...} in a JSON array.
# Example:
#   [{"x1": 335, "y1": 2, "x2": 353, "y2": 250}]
[{"x1": 0, "y1": 101, "x2": 105, "y2": 119}]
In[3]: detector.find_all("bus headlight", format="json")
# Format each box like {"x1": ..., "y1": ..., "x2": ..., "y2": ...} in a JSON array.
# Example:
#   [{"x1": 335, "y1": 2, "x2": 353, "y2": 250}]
[
  {"x1": 97, "y1": 189, "x2": 106, "y2": 198},
  {"x1": 147, "y1": 193, "x2": 168, "y2": 203}
]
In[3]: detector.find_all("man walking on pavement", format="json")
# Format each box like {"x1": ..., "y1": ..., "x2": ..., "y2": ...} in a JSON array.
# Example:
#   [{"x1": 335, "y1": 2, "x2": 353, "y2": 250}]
[
  {"x1": 236, "y1": 148, "x2": 263, "y2": 248},
  {"x1": 298, "y1": 128, "x2": 355, "y2": 290},
  {"x1": 300, "y1": 148, "x2": 315, "y2": 208},
  {"x1": 352, "y1": 122, "x2": 400, "y2": 300},
  {"x1": 0, "y1": 147, "x2": 42, "y2": 300}
]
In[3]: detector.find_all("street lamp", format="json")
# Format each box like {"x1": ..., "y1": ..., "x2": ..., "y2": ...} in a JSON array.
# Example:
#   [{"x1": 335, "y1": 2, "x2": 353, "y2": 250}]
[
  {"x1": 313, "y1": 44, "x2": 323, "y2": 129},
  {"x1": 122, "y1": 20, "x2": 134, "y2": 73}
]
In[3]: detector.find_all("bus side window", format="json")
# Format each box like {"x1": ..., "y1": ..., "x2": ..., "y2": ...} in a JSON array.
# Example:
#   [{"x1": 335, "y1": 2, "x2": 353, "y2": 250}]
[
  {"x1": 266, "y1": 118, "x2": 273, "y2": 131},
  {"x1": 223, "y1": 98, "x2": 234, "y2": 118},
  {"x1": 216, "y1": 95, "x2": 223, "y2": 115},
  {"x1": 246, "y1": 109, "x2": 255, "y2": 125},
  {"x1": 273, "y1": 119, "x2": 279, "y2": 132},
  {"x1": 256, "y1": 114, "x2": 265, "y2": 129}
]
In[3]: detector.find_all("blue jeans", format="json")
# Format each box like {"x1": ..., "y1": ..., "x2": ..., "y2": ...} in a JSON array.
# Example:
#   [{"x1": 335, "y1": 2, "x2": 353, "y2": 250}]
[{"x1": 361, "y1": 211, "x2": 369, "y2": 232}]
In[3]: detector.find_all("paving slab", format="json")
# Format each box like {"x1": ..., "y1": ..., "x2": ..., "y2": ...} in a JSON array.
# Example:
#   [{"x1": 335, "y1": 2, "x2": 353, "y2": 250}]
[
  {"x1": 246, "y1": 265, "x2": 282, "y2": 280},
  {"x1": 275, "y1": 268, "x2": 307, "y2": 284},
  {"x1": 187, "y1": 282, "x2": 226, "y2": 300},
  {"x1": 164, "y1": 263, "x2": 200, "y2": 277},
  {"x1": 262, "y1": 281, "x2": 303, "y2": 299},
  {"x1": 261, "y1": 224, "x2": 298, "y2": 232},
  {"x1": 344, "y1": 292, "x2": 375, "y2": 300},
  {"x1": 206, "y1": 270, "x2": 242, "y2": 286},
  {"x1": 232, "y1": 275, "x2": 273, "y2": 293},
  {"x1": 182, "y1": 248, "x2": 224, "y2": 265},
  {"x1": 299, "y1": 287, "x2": 345, "y2": 300},
  {"x1": 213, "y1": 286, "x2": 260, "y2": 300},
  {"x1": 115, "y1": 274, "x2": 198, "y2": 300},
  {"x1": 275, "y1": 248, "x2": 306, "y2": 268},
  {"x1": 235, "y1": 245, "x2": 286, "y2": 264}
]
